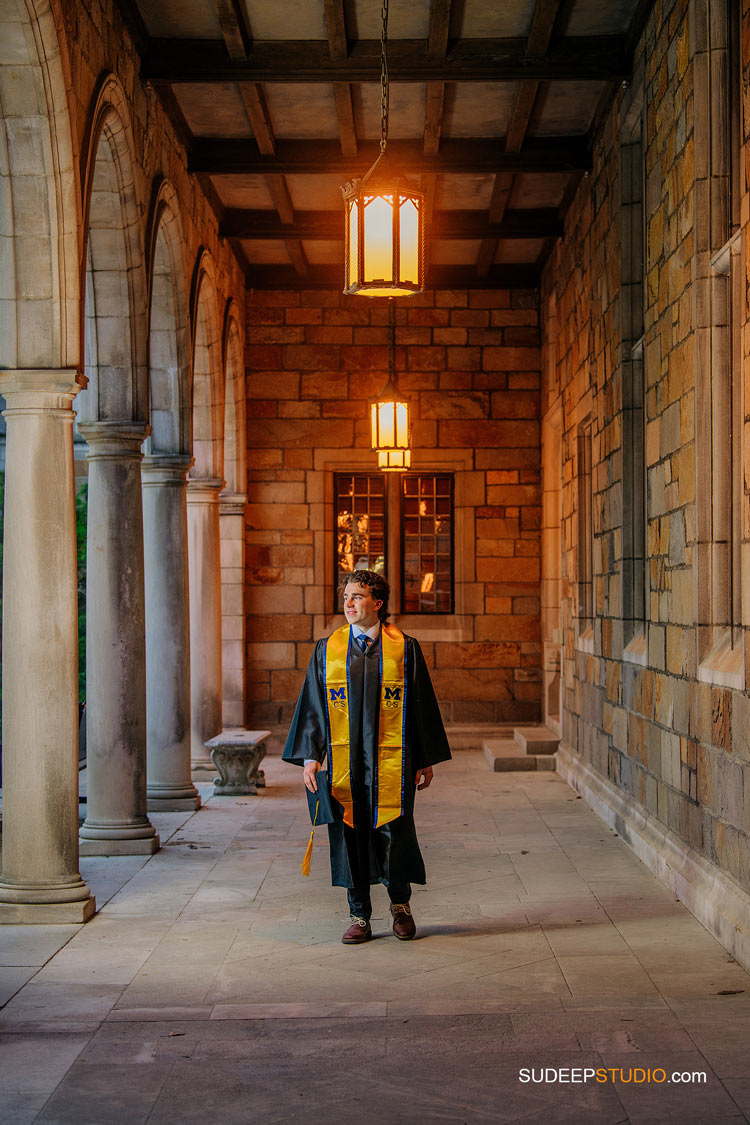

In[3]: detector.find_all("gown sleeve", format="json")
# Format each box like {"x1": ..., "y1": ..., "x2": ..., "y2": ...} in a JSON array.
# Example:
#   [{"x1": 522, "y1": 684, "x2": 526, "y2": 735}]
[
  {"x1": 406, "y1": 635, "x2": 452, "y2": 769},
  {"x1": 282, "y1": 639, "x2": 329, "y2": 767}
]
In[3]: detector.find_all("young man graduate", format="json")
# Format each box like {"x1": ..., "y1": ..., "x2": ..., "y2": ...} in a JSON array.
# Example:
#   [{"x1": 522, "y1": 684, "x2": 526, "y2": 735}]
[{"x1": 283, "y1": 570, "x2": 451, "y2": 945}]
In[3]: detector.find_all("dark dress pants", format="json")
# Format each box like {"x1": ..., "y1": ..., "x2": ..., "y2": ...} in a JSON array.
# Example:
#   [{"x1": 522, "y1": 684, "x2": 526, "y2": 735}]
[{"x1": 347, "y1": 879, "x2": 411, "y2": 920}]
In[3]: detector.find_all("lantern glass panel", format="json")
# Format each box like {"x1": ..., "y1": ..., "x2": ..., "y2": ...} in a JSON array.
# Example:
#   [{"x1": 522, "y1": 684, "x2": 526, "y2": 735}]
[
  {"x1": 376, "y1": 401, "x2": 396, "y2": 448},
  {"x1": 399, "y1": 196, "x2": 419, "y2": 284},
  {"x1": 395, "y1": 401, "x2": 409, "y2": 447},
  {"x1": 363, "y1": 194, "x2": 393, "y2": 284},
  {"x1": 348, "y1": 198, "x2": 358, "y2": 286}
]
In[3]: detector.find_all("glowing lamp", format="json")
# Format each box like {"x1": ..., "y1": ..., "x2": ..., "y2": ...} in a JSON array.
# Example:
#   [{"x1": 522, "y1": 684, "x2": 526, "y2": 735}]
[
  {"x1": 370, "y1": 377, "x2": 411, "y2": 472},
  {"x1": 340, "y1": 0, "x2": 424, "y2": 299},
  {"x1": 342, "y1": 173, "x2": 424, "y2": 298}
]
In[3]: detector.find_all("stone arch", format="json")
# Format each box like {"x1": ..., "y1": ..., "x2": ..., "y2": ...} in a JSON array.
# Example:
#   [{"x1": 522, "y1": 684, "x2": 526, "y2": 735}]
[
  {"x1": 0, "y1": 0, "x2": 79, "y2": 369},
  {"x1": 222, "y1": 299, "x2": 246, "y2": 495},
  {"x1": 78, "y1": 73, "x2": 148, "y2": 424},
  {"x1": 145, "y1": 178, "x2": 191, "y2": 455},
  {"x1": 190, "y1": 248, "x2": 224, "y2": 478}
]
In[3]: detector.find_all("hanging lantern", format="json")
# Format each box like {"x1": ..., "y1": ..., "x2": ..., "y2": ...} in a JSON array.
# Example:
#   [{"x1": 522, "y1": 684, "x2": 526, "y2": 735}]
[
  {"x1": 370, "y1": 378, "x2": 411, "y2": 471},
  {"x1": 341, "y1": 0, "x2": 424, "y2": 298},
  {"x1": 342, "y1": 173, "x2": 424, "y2": 298},
  {"x1": 370, "y1": 298, "x2": 411, "y2": 471}
]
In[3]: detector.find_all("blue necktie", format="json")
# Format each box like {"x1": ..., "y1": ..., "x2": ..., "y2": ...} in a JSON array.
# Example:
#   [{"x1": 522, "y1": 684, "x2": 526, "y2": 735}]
[{"x1": 358, "y1": 635, "x2": 370, "y2": 654}]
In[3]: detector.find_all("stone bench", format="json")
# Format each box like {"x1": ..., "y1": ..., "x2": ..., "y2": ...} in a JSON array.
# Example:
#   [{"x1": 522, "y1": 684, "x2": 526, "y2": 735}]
[{"x1": 204, "y1": 729, "x2": 271, "y2": 796}]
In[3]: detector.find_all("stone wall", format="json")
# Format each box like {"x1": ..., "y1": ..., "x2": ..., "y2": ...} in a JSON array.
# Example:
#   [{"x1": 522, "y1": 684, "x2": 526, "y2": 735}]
[
  {"x1": 541, "y1": 0, "x2": 750, "y2": 890},
  {"x1": 244, "y1": 287, "x2": 543, "y2": 733}
]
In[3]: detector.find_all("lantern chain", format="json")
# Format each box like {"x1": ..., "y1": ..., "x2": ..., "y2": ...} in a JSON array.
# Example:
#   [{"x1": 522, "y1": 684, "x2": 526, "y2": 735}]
[{"x1": 380, "y1": 0, "x2": 389, "y2": 155}]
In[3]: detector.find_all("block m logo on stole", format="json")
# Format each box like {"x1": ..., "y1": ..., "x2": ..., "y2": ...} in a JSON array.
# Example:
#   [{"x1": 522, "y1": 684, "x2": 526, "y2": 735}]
[
  {"x1": 383, "y1": 686, "x2": 402, "y2": 709},
  {"x1": 329, "y1": 686, "x2": 347, "y2": 712}
]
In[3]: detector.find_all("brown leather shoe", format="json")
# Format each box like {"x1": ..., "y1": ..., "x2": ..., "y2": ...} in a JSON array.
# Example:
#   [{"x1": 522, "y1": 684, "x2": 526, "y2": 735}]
[
  {"x1": 342, "y1": 916, "x2": 372, "y2": 945},
  {"x1": 390, "y1": 902, "x2": 416, "y2": 940}
]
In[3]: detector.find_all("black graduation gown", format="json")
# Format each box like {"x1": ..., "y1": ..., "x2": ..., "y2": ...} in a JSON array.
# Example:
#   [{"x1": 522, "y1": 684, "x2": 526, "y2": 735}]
[{"x1": 283, "y1": 628, "x2": 451, "y2": 888}]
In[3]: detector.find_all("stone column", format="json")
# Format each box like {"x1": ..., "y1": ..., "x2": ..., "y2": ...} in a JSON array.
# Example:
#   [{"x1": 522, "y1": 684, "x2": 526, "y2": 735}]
[
  {"x1": 78, "y1": 422, "x2": 159, "y2": 855},
  {"x1": 220, "y1": 491, "x2": 247, "y2": 728},
  {"x1": 0, "y1": 370, "x2": 95, "y2": 922},
  {"x1": 142, "y1": 456, "x2": 201, "y2": 811},
  {"x1": 187, "y1": 477, "x2": 224, "y2": 769}
]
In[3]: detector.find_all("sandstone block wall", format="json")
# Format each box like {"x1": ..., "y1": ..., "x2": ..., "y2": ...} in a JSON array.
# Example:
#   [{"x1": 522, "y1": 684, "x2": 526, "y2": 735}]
[
  {"x1": 245, "y1": 288, "x2": 543, "y2": 733},
  {"x1": 542, "y1": 0, "x2": 750, "y2": 890}
]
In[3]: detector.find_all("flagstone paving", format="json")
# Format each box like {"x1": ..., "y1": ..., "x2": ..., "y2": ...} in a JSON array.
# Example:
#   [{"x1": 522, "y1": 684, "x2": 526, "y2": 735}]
[{"x1": 2, "y1": 751, "x2": 750, "y2": 1122}]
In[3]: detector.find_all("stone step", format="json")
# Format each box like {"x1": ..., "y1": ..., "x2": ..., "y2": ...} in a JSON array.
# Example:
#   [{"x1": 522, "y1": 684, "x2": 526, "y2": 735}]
[
  {"x1": 483, "y1": 738, "x2": 558, "y2": 773},
  {"x1": 513, "y1": 725, "x2": 560, "y2": 755},
  {"x1": 446, "y1": 724, "x2": 515, "y2": 750},
  {"x1": 483, "y1": 740, "x2": 536, "y2": 771}
]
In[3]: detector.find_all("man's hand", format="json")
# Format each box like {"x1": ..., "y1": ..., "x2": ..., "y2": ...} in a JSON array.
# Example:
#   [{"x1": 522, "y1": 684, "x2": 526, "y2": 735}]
[
  {"x1": 415, "y1": 766, "x2": 433, "y2": 791},
  {"x1": 304, "y1": 761, "x2": 321, "y2": 793}
]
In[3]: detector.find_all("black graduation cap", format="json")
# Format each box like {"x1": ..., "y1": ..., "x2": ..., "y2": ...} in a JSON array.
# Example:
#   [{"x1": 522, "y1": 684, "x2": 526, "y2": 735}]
[
  {"x1": 301, "y1": 771, "x2": 337, "y2": 876},
  {"x1": 305, "y1": 770, "x2": 337, "y2": 826}
]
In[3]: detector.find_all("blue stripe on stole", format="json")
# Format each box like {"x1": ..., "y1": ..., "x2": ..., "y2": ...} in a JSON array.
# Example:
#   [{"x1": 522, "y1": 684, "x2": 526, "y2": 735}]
[
  {"x1": 322, "y1": 639, "x2": 331, "y2": 761},
  {"x1": 400, "y1": 638, "x2": 407, "y2": 816},
  {"x1": 373, "y1": 635, "x2": 383, "y2": 827},
  {"x1": 346, "y1": 627, "x2": 354, "y2": 812}
]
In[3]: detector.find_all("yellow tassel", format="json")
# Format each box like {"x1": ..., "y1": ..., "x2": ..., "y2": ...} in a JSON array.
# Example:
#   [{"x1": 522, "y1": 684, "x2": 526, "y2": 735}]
[
  {"x1": 301, "y1": 799, "x2": 320, "y2": 877},
  {"x1": 301, "y1": 829, "x2": 315, "y2": 877}
]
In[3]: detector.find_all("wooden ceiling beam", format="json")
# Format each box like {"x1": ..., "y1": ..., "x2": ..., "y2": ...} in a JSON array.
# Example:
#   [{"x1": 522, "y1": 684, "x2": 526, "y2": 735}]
[
  {"x1": 189, "y1": 136, "x2": 591, "y2": 175},
  {"x1": 423, "y1": 82, "x2": 446, "y2": 156},
  {"x1": 476, "y1": 238, "x2": 498, "y2": 278},
  {"x1": 221, "y1": 207, "x2": 563, "y2": 240},
  {"x1": 214, "y1": 0, "x2": 252, "y2": 61},
  {"x1": 143, "y1": 36, "x2": 629, "y2": 84},
  {"x1": 505, "y1": 0, "x2": 562, "y2": 157},
  {"x1": 324, "y1": 0, "x2": 357, "y2": 159},
  {"x1": 422, "y1": 0, "x2": 452, "y2": 275},
  {"x1": 266, "y1": 176, "x2": 293, "y2": 224},
  {"x1": 238, "y1": 84, "x2": 308, "y2": 278},
  {"x1": 479, "y1": 171, "x2": 515, "y2": 278},
  {"x1": 488, "y1": 173, "x2": 514, "y2": 224},
  {"x1": 505, "y1": 81, "x2": 540, "y2": 155},
  {"x1": 423, "y1": 0, "x2": 451, "y2": 157},
  {"x1": 479, "y1": 0, "x2": 563, "y2": 276},
  {"x1": 526, "y1": 0, "x2": 563, "y2": 58},
  {"x1": 428, "y1": 0, "x2": 452, "y2": 57},
  {"x1": 239, "y1": 83, "x2": 275, "y2": 155},
  {"x1": 242, "y1": 263, "x2": 540, "y2": 289},
  {"x1": 332, "y1": 83, "x2": 358, "y2": 158},
  {"x1": 324, "y1": 0, "x2": 348, "y2": 59}
]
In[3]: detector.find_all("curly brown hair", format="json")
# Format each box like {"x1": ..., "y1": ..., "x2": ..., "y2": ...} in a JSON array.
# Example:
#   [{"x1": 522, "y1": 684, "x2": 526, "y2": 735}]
[{"x1": 339, "y1": 570, "x2": 390, "y2": 622}]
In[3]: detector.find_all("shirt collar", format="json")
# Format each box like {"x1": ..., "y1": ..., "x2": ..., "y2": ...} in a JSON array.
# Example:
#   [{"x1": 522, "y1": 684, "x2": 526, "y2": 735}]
[{"x1": 351, "y1": 621, "x2": 381, "y2": 641}]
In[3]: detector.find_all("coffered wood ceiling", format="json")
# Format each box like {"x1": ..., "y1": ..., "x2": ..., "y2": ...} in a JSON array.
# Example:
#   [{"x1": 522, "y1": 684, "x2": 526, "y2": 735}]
[{"x1": 120, "y1": 0, "x2": 653, "y2": 288}]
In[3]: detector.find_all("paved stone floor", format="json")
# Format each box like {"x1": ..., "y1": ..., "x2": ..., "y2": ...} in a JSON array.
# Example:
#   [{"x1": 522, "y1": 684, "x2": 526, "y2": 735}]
[{"x1": 2, "y1": 751, "x2": 750, "y2": 1122}]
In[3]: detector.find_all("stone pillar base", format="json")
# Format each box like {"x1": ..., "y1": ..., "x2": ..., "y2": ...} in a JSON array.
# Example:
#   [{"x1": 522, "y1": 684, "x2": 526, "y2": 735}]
[
  {"x1": 191, "y1": 760, "x2": 215, "y2": 773},
  {"x1": 147, "y1": 796, "x2": 202, "y2": 812},
  {"x1": 0, "y1": 899, "x2": 97, "y2": 924},
  {"x1": 79, "y1": 836, "x2": 160, "y2": 857}
]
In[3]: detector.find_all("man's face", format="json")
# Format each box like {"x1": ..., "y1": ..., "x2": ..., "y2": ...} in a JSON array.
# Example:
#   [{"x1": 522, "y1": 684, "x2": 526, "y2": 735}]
[{"x1": 343, "y1": 582, "x2": 382, "y2": 629}]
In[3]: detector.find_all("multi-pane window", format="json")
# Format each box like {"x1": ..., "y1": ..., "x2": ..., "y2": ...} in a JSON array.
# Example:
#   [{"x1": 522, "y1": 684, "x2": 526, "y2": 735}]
[
  {"x1": 335, "y1": 474, "x2": 386, "y2": 586},
  {"x1": 334, "y1": 472, "x2": 454, "y2": 614},
  {"x1": 402, "y1": 474, "x2": 453, "y2": 613}
]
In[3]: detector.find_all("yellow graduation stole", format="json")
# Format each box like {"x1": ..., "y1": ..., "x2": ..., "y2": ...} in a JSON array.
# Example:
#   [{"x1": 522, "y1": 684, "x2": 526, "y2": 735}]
[{"x1": 324, "y1": 623, "x2": 407, "y2": 829}]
